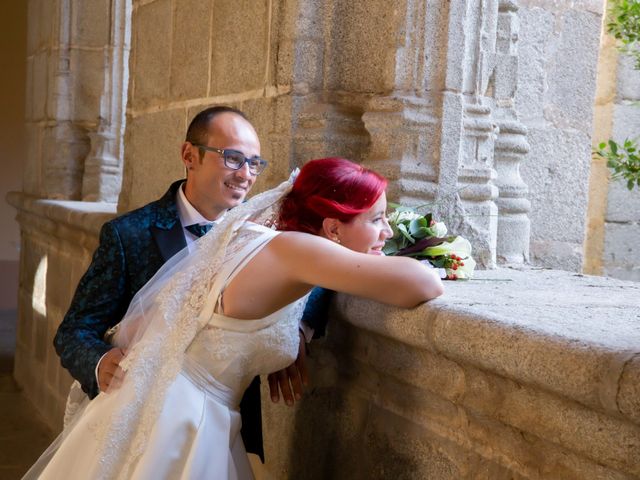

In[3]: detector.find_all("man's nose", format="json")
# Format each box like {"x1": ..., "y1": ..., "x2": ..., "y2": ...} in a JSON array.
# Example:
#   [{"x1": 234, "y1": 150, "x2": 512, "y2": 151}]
[{"x1": 235, "y1": 162, "x2": 253, "y2": 180}]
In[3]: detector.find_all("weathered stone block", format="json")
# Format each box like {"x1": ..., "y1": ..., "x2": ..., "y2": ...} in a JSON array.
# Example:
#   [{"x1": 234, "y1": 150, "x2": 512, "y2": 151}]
[
  {"x1": 23, "y1": 123, "x2": 43, "y2": 195},
  {"x1": 515, "y1": 6, "x2": 554, "y2": 122},
  {"x1": 16, "y1": 291, "x2": 34, "y2": 348},
  {"x1": 362, "y1": 409, "x2": 463, "y2": 480},
  {"x1": 120, "y1": 109, "x2": 185, "y2": 211},
  {"x1": 25, "y1": 57, "x2": 34, "y2": 122},
  {"x1": 292, "y1": 39, "x2": 324, "y2": 91},
  {"x1": 603, "y1": 222, "x2": 640, "y2": 268},
  {"x1": 70, "y1": 49, "x2": 105, "y2": 122},
  {"x1": 209, "y1": 0, "x2": 270, "y2": 95},
  {"x1": 544, "y1": 10, "x2": 601, "y2": 134},
  {"x1": 71, "y1": 0, "x2": 110, "y2": 47},
  {"x1": 33, "y1": 311, "x2": 47, "y2": 363},
  {"x1": 327, "y1": 0, "x2": 399, "y2": 94},
  {"x1": 130, "y1": 0, "x2": 172, "y2": 109},
  {"x1": 617, "y1": 53, "x2": 640, "y2": 102},
  {"x1": 170, "y1": 0, "x2": 211, "y2": 100},
  {"x1": 422, "y1": 0, "x2": 449, "y2": 92},
  {"x1": 31, "y1": 52, "x2": 48, "y2": 121},
  {"x1": 612, "y1": 102, "x2": 640, "y2": 141},
  {"x1": 41, "y1": 122, "x2": 89, "y2": 199},
  {"x1": 606, "y1": 179, "x2": 640, "y2": 222},
  {"x1": 520, "y1": 127, "x2": 591, "y2": 270}
]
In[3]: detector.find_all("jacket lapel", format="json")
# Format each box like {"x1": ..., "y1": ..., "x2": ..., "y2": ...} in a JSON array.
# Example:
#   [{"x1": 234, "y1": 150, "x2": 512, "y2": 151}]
[{"x1": 151, "y1": 180, "x2": 188, "y2": 262}]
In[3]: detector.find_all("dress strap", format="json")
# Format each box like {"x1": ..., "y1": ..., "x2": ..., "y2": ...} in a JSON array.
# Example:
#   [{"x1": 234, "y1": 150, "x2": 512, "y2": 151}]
[{"x1": 196, "y1": 224, "x2": 279, "y2": 329}]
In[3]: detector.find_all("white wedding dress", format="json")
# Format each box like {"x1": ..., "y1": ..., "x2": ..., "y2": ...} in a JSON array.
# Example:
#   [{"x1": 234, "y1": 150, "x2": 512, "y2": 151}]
[{"x1": 25, "y1": 175, "x2": 308, "y2": 480}]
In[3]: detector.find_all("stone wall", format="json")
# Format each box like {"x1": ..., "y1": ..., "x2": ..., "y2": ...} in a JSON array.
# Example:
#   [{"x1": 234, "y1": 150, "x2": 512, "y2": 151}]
[
  {"x1": 24, "y1": 0, "x2": 128, "y2": 202},
  {"x1": 5, "y1": 193, "x2": 115, "y2": 429},
  {"x1": 602, "y1": 51, "x2": 640, "y2": 281},
  {"x1": 585, "y1": 3, "x2": 640, "y2": 282},
  {"x1": 261, "y1": 270, "x2": 640, "y2": 479},
  {"x1": 516, "y1": 0, "x2": 603, "y2": 271},
  {"x1": 119, "y1": 0, "x2": 296, "y2": 212}
]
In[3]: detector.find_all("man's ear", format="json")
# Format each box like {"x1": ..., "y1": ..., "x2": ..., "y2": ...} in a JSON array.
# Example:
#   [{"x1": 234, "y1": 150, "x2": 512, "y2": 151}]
[
  {"x1": 181, "y1": 142, "x2": 195, "y2": 171},
  {"x1": 321, "y1": 218, "x2": 341, "y2": 242}
]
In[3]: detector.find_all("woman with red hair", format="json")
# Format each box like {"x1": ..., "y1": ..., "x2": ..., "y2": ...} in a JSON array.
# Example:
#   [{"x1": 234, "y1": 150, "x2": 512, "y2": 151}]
[{"x1": 27, "y1": 158, "x2": 443, "y2": 480}]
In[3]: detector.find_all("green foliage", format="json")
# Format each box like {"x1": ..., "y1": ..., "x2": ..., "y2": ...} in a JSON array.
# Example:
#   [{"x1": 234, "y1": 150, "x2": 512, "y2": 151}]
[
  {"x1": 597, "y1": 1, "x2": 640, "y2": 190},
  {"x1": 594, "y1": 139, "x2": 640, "y2": 190},
  {"x1": 607, "y1": 0, "x2": 640, "y2": 69}
]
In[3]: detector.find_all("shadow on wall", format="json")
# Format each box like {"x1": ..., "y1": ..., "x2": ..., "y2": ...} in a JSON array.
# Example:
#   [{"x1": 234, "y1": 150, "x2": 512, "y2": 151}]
[{"x1": 286, "y1": 318, "x2": 435, "y2": 480}]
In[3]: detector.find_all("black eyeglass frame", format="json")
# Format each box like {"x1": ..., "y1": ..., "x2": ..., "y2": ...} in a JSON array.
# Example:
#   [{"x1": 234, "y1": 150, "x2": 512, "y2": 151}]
[{"x1": 192, "y1": 143, "x2": 268, "y2": 175}]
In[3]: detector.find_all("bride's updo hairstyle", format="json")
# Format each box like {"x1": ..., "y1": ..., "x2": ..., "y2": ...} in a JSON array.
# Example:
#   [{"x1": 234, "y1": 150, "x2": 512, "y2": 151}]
[{"x1": 278, "y1": 157, "x2": 388, "y2": 234}]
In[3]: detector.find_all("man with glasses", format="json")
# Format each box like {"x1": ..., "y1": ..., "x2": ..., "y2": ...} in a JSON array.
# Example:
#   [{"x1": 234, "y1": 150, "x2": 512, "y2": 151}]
[{"x1": 54, "y1": 106, "x2": 328, "y2": 463}]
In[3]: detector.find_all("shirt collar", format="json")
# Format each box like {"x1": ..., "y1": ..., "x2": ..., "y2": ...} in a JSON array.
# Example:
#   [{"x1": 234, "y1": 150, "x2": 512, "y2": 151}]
[{"x1": 176, "y1": 182, "x2": 225, "y2": 226}]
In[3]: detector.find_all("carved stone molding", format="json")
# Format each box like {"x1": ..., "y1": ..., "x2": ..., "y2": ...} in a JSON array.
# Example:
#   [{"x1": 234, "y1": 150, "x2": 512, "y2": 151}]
[
  {"x1": 81, "y1": 0, "x2": 131, "y2": 202},
  {"x1": 493, "y1": 0, "x2": 531, "y2": 264},
  {"x1": 362, "y1": 95, "x2": 440, "y2": 206}
]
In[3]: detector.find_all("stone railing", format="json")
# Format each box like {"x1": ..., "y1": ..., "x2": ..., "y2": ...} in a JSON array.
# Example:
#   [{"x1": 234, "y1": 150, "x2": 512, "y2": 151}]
[
  {"x1": 261, "y1": 269, "x2": 640, "y2": 479},
  {"x1": 6, "y1": 194, "x2": 639, "y2": 477},
  {"x1": 6, "y1": 193, "x2": 116, "y2": 429}
]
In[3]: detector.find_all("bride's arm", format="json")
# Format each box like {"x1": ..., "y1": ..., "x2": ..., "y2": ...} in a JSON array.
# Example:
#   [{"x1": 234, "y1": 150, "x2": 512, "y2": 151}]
[{"x1": 271, "y1": 231, "x2": 444, "y2": 308}]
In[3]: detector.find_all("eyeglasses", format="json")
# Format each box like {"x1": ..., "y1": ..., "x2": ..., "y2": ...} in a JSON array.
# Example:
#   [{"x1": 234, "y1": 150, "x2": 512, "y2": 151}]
[{"x1": 192, "y1": 144, "x2": 268, "y2": 175}]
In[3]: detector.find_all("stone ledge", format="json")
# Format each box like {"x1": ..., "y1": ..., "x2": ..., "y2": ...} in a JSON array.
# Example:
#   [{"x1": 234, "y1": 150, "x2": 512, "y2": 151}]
[
  {"x1": 6, "y1": 192, "x2": 117, "y2": 236},
  {"x1": 334, "y1": 268, "x2": 640, "y2": 428}
]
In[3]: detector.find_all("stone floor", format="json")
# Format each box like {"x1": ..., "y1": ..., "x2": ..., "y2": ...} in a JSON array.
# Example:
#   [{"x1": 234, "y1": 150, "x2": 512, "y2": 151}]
[{"x1": 0, "y1": 310, "x2": 54, "y2": 480}]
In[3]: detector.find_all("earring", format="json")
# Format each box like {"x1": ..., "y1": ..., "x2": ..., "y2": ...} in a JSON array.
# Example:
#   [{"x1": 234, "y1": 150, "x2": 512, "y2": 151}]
[{"x1": 334, "y1": 237, "x2": 341, "y2": 244}]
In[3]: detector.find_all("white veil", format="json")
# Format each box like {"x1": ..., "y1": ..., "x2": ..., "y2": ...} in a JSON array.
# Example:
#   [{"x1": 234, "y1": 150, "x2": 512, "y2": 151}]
[{"x1": 24, "y1": 172, "x2": 297, "y2": 480}]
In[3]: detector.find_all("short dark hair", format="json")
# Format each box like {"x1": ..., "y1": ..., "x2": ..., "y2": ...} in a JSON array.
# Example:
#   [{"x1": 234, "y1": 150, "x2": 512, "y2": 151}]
[{"x1": 185, "y1": 106, "x2": 249, "y2": 157}]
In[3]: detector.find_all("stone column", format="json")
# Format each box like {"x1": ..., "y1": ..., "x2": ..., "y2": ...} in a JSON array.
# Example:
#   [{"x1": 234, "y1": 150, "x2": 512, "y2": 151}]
[
  {"x1": 41, "y1": 0, "x2": 88, "y2": 200},
  {"x1": 493, "y1": 0, "x2": 531, "y2": 264},
  {"x1": 81, "y1": 0, "x2": 132, "y2": 202},
  {"x1": 357, "y1": 0, "x2": 502, "y2": 267}
]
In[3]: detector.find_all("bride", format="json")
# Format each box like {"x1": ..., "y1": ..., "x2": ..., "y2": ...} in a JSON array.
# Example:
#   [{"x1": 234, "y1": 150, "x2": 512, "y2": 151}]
[{"x1": 25, "y1": 157, "x2": 444, "y2": 479}]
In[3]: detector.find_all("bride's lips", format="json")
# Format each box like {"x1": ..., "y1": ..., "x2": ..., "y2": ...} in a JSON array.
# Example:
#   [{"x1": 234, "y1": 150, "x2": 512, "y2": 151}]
[{"x1": 369, "y1": 244, "x2": 385, "y2": 255}]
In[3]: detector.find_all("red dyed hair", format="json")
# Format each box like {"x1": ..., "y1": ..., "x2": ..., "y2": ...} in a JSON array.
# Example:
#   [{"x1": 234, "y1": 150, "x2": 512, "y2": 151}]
[{"x1": 277, "y1": 158, "x2": 388, "y2": 234}]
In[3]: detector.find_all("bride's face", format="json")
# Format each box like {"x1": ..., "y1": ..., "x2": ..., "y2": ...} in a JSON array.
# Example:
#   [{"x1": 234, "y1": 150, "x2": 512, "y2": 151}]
[{"x1": 338, "y1": 192, "x2": 393, "y2": 255}]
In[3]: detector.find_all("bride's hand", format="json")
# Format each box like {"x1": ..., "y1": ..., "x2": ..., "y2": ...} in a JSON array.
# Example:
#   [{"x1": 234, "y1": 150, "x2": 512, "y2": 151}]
[{"x1": 267, "y1": 331, "x2": 308, "y2": 406}]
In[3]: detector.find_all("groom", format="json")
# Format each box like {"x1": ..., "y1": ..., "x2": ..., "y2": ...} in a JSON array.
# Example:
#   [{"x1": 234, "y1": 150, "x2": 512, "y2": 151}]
[{"x1": 54, "y1": 106, "x2": 330, "y2": 461}]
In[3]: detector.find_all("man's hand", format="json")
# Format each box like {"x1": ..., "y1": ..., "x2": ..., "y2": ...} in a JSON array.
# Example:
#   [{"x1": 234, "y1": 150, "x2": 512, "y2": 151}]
[
  {"x1": 267, "y1": 331, "x2": 308, "y2": 406},
  {"x1": 97, "y1": 347, "x2": 126, "y2": 392}
]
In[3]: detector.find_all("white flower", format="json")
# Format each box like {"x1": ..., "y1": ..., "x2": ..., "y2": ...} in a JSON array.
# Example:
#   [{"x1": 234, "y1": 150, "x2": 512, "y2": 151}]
[
  {"x1": 431, "y1": 221, "x2": 447, "y2": 237},
  {"x1": 388, "y1": 210, "x2": 421, "y2": 225},
  {"x1": 451, "y1": 256, "x2": 476, "y2": 279}
]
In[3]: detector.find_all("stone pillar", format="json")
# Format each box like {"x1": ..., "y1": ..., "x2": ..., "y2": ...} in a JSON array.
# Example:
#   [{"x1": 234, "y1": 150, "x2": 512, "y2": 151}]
[
  {"x1": 294, "y1": 103, "x2": 369, "y2": 167},
  {"x1": 493, "y1": 0, "x2": 531, "y2": 264},
  {"x1": 81, "y1": 0, "x2": 131, "y2": 202},
  {"x1": 515, "y1": 0, "x2": 603, "y2": 271},
  {"x1": 357, "y1": 0, "x2": 502, "y2": 267},
  {"x1": 41, "y1": 0, "x2": 88, "y2": 200}
]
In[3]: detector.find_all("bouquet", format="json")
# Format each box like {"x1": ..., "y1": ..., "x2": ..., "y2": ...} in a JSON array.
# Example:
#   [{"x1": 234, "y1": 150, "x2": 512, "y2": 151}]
[{"x1": 383, "y1": 204, "x2": 476, "y2": 280}]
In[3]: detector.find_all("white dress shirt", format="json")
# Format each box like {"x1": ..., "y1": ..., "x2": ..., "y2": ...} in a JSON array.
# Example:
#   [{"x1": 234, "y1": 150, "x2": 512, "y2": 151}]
[{"x1": 176, "y1": 181, "x2": 223, "y2": 248}]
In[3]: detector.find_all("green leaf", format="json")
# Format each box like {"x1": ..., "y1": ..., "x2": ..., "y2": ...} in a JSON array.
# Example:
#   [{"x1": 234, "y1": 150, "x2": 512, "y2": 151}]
[
  {"x1": 628, "y1": 178, "x2": 635, "y2": 190},
  {"x1": 609, "y1": 139, "x2": 619, "y2": 154},
  {"x1": 409, "y1": 217, "x2": 427, "y2": 235}
]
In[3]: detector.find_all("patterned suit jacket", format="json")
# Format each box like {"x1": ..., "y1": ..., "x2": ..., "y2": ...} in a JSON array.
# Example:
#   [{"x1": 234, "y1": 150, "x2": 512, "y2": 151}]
[{"x1": 54, "y1": 179, "x2": 332, "y2": 460}]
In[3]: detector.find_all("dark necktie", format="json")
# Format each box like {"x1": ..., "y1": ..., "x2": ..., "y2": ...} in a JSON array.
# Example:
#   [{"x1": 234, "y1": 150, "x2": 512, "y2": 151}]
[{"x1": 185, "y1": 223, "x2": 213, "y2": 238}]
